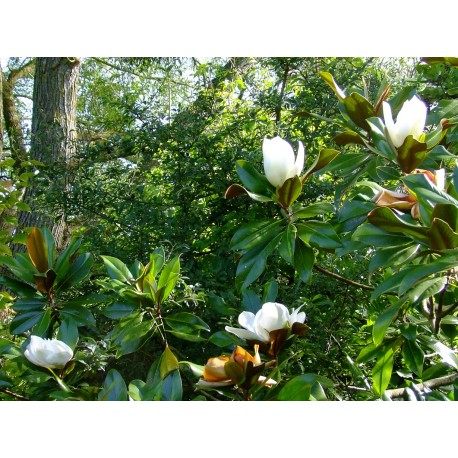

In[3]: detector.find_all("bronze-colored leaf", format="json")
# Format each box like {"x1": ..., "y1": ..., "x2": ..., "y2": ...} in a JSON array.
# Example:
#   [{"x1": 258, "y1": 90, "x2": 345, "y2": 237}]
[{"x1": 27, "y1": 227, "x2": 49, "y2": 273}]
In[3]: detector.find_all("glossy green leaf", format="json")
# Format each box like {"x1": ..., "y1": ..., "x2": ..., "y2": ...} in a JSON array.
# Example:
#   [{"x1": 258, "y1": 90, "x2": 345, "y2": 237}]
[
  {"x1": 418, "y1": 336, "x2": 458, "y2": 370},
  {"x1": 165, "y1": 312, "x2": 210, "y2": 334},
  {"x1": 404, "y1": 173, "x2": 458, "y2": 207},
  {"x1": 407, "y1": 276, "x2": 447, "y2": 304},
  {"x1": 241, "y1": 289, "x2": 261, "y2": 313},
  {"x1": 428, "y1": 218, "x2": 458, "y2": 250},
  {"x1": 230, "y1": 219, "x2": 283, "y2": 251},
  {"x1": 402, "y1": 339, "x2": 424, "y2": 377},
  {"x1": 101, "y1": 255, "x2": 134, "y2": 283},
  {"x1": 396, "y1": 135, "x2": 428, "y2": 173},
  {"x1": 10, "y1": 310, "x2": 45, "y2": 334},
  {"x1": 296, "y1": 221, "x2": 342, "y2": 250},
  {"x1": 318, "y1": 153, "x2": 371, "y2": 176},
  {"x1": 333, "y1": 131, "x2": 365, "y2": 146},
  {"x1": 356, "y1": 342, "x2": 380, "y2": 364},
  {"x1": 343, "y1": 92, "x2": 376, "y2": 130},
  {"x1": 278, "y1": 224, "x2": 296, "y2": 264},
  {"x1": 235, "y1": 160, "x2": 275, "y2": 195},
  {"x1": 373, "y1": 303, "x2": 401, "y2": 347},
  {"x1": 277, "y1": 176, "x2": 302, "y2": 209},
  {"x1": 160, "y1": 346, "x2": 180, "y2": 379},
  {"x1": 109, "y1": 314, "x2": 154, "y2": 356},
  {"x1": 369, "y1": 244, "x2": 420, "y2": 277},
  {"x1": 398, "y1": 254, "x2": 458, "y2": 295},
  {"x1": 156, "y1": 256, "x2": 180, "y2": 304},
  {"x1": 319, "y1": 71, "x2": 346, "y2": 102},
  {"x1": 56, "y1": 253, "x2": 93, "y2": 291},
  {"x1": 33, "y1": 309, "x2": 52, "y2": 337},
  {"x1": 293, "y1": 238, "x2": 314, "y2": 283},
  {"x1": 60, "y1": 304, "x2": 96, "y2": 328},
  {"x1": 277, "y1": 373, "x2": 333, "y2": 401},
  {"x1": 103, "y1": 302, "x2": 136, "y2": 319},
  {"x1": 98, "y1": 369, "x2": 128, "y2": 401},
  {"x1": 55, "y1": 237, "x2": 82, "y2": 280},
  {"x1": 353, "y1": 222, "x2": 410, "y2": 249},
  {"x1": 12, "y1": 297, "x2": 46, "y2": 313},
  {"x1": 235, "y1": 233, "x2": 282, "y2": 290},
  {"x1": 293, "y1": 202, "x2": 335, "y2": 219},
  {"x1": 367, "y1": 207, "x2": 430, "y2": 244},
  {"x1": 224, "y1": 183, "x2": 272, "y2": 202},
  {"x1": 57, "y1": 317, "x2": 79, "y2": 350},
  {"x1": 262, "y1": 279, "x2": 278, "y2": 303},
  {"x1": 208, "y1": 331, "x2": 243, "y2": 348},
  {"x1": 302, "y1": 148, "x2": 340, "y2": 181},
  {"x1": 0, "y1": 256, "x2": 37, "y2": 284},
  {"x1": 372, "y1": 347, "x2": 394, "y2": 396}
]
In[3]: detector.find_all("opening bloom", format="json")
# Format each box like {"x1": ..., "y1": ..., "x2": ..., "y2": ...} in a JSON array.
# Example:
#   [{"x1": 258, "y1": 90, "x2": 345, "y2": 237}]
[
  {"x1": 24, "y1": 335, "x2": 73, "y2": 369},
  {"x1": 225, "y1": 302, "x2": 306, "y2": 344},
  {"x1": 262, "y1": 136, "x2": 305, "y2": 188},
  {"x1": 198, "y1": 345, "x2": 276, "y2": 389},
  {"x1": 373, "y1": 169, "x2": 445, "y2": 219},
  {"x1": 382, "y1": 96, "x2": 427, "y2": 148}
]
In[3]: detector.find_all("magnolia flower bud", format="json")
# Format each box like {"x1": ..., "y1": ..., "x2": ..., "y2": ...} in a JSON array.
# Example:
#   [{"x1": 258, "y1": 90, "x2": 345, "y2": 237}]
[
  {"x1": 383, "y1": 96, "x2": 427, "y2": 148},
  {"x1": 262, "y1": 136, "x2": 305, "y2": 188},
  {"x1": 24, "y1": 335, "x2": 73, "y2": 369},
  {"x1": 202, "y1": 355, "x2": 231, "y2": 382}
]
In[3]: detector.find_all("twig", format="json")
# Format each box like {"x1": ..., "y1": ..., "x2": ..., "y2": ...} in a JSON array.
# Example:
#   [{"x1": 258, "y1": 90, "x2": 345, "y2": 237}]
[
  {"x1": 313, "y1": 264, "x2": 374, "y2": 291},
  {"x1": 0, "y1": 387, "x2": 30, "y2": 400}
]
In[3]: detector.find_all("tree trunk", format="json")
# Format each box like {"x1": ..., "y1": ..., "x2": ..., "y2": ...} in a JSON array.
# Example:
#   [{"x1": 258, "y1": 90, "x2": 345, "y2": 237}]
[{"x1": 16, "y1": 57, "x2": 80, "y2": 250}]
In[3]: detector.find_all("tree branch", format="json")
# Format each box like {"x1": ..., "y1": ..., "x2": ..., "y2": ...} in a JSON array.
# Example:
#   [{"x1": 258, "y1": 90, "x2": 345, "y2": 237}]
[
  {"x1": 385, "y1": 373, "x2": 458, "y2": 399},
  {"x1": 313, "y1": 264, "x2": 374, "y2": 291}
]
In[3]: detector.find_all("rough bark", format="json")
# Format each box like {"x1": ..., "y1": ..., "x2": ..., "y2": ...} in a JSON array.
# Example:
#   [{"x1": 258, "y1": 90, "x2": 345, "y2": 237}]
[
  {"x1": 1, "y1": 60, "x2": 35, "y2": 166},
  {"x1": 16, "y1": 57, "x2": 81, "y2": 250}
]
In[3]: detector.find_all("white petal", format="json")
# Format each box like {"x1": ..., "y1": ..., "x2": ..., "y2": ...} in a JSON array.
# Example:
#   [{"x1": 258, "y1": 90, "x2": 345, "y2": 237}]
[
  {"x1": 383, "y1": 101, "x2": 402, "y2": 148},
  {"x1": 238, "y1": 311, "x2": 256, "y2": 332},
  {"x1": 263, "y1": 137, "x2": 295, "y2": 187},
  {"x1": 289, "y1": 141, "x2": 305, "y2": 178},
  {"x1": 224, "y1": 326, "x2": 267, "y2": 343},
  {"x1": 257, "y1": 302, "x2": 290, "y2": 333}
]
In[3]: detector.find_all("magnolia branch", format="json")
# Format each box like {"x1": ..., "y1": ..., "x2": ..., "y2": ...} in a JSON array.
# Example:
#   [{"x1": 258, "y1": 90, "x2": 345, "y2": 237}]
[
  {"x1": 313, "y1": 264, "x2": 374, "y2": 291},
  {"x1": 385, "y1": 373, "x2": 458, "y2": 399}
]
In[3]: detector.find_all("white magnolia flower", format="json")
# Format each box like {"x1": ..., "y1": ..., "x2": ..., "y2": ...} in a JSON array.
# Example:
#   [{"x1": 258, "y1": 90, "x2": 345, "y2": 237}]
[
  {"x1": 383, "y1": 95, "x2": 427, "y2": 148},
  {"x1": 24, "y1": 335, "x2": 73, "y2": 369},
  {"x1": 263, "y1": 136, "x2": 305, "y2": 188},
  {"x1": 225, "y1": 302, "x2": 306, "y2": 343}
]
